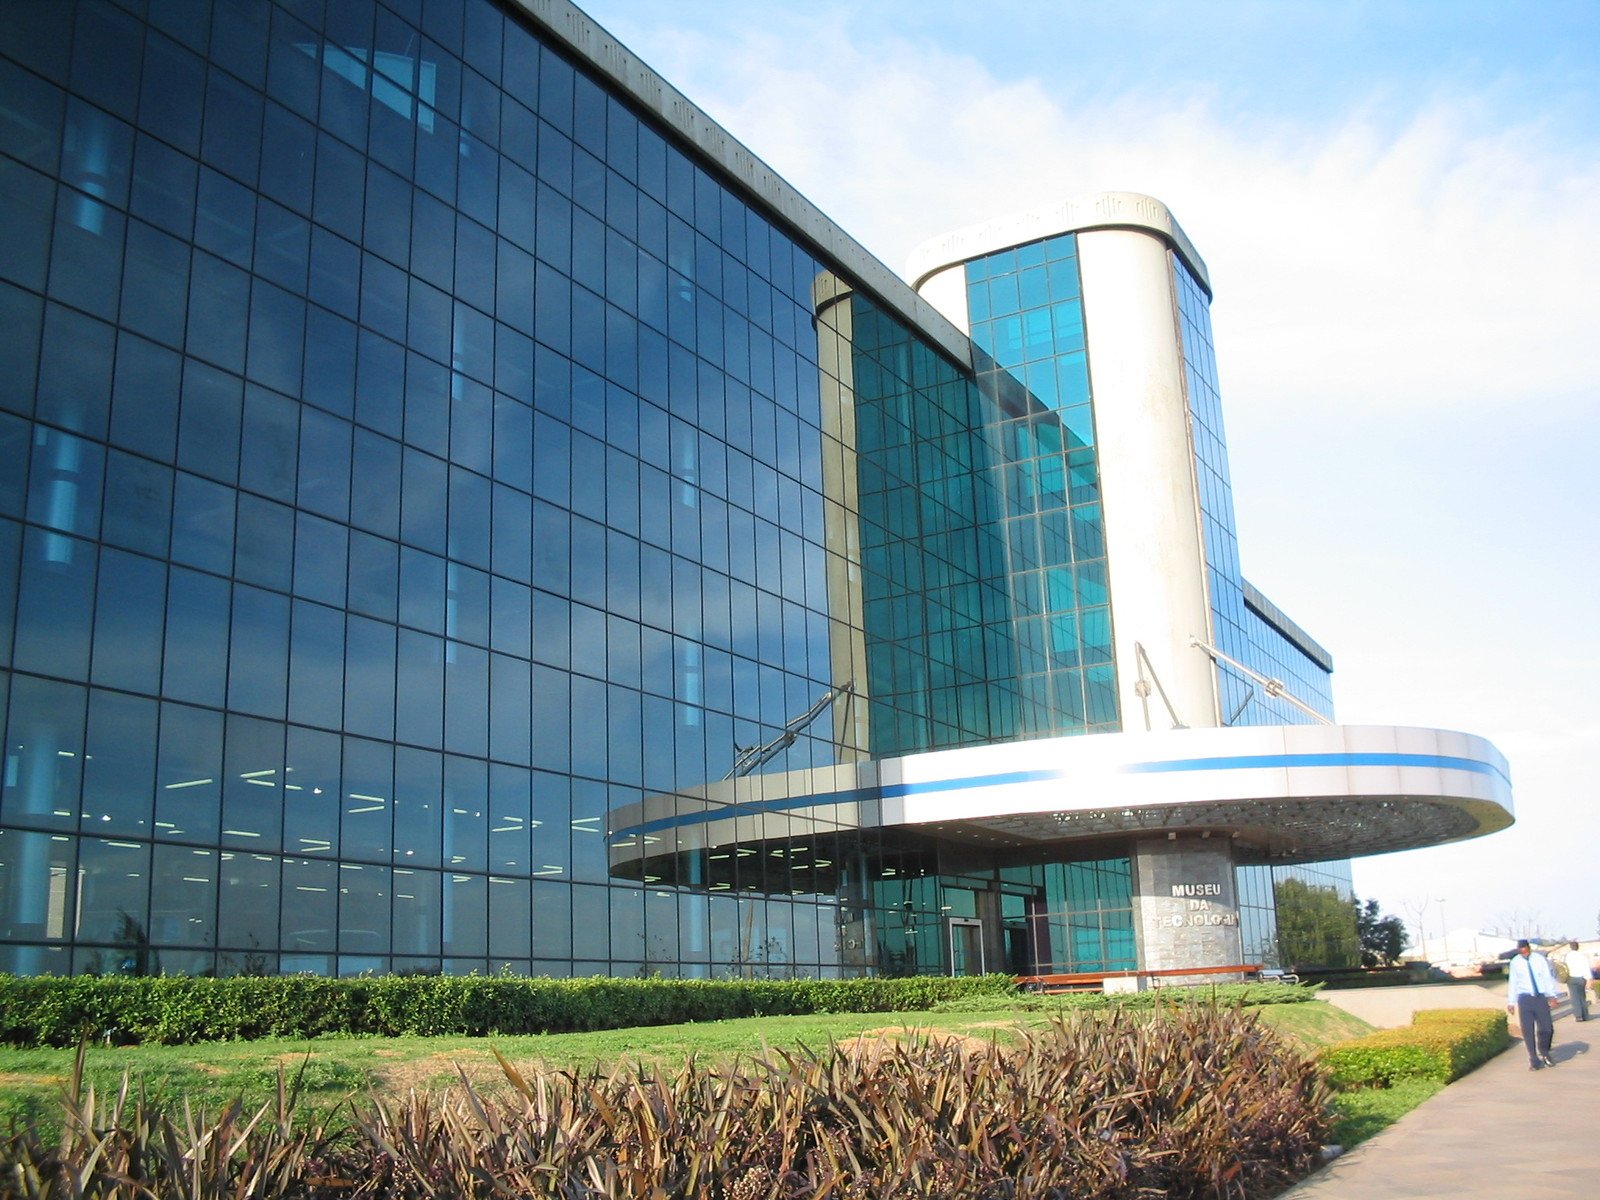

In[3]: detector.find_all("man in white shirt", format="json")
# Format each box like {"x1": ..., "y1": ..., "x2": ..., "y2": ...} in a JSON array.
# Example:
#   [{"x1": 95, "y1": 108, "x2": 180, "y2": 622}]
[
  {"x1": 1562, "y1": 941, "x2": 1594, "y2": 1022},
  {"x1": 1505, "y1": 938, "x2": 1561, "y2": 1069}
]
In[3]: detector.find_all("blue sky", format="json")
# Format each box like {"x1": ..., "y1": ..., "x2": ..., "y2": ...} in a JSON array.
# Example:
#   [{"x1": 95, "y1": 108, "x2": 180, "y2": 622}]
[{"x1": 581, "y1": 1, "x2": 1600, "y2": 945}]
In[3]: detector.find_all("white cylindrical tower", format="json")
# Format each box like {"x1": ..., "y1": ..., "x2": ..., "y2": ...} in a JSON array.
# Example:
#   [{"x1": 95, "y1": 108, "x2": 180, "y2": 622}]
[{"x1": 909, "y1": 192, "x2": 1221, "y2": 732}]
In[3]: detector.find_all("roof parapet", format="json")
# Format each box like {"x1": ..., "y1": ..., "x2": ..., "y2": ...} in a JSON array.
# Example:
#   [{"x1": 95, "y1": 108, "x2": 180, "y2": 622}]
[
  {"x1": 507, "y1": 0, "x2": 974, "y2": 367},
  {"x1": 907, "y1": 191, "x2": 1212, "y2": 296}
]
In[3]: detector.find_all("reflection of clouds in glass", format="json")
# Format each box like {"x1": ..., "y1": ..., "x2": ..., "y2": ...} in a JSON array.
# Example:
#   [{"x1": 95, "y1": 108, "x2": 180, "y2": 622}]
[{"x1": 297, "y1": 43, "x2": 438, "y2": 132}]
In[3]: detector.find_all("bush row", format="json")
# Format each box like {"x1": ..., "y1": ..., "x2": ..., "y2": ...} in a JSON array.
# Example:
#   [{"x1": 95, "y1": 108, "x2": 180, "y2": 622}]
[
  {"x1": 932, "y1": 980, "x2": 1320, "y2": 1013},
  {"x1": 0, "y1": 972, "x2": 1019, "y2": 1047},
  {"x1": 6, "y1": 1004, "x2": 1331, "y2": 1199},
  {"x1": 1316, "y1": 1007, "x2": 1511, "y2": 1087}
]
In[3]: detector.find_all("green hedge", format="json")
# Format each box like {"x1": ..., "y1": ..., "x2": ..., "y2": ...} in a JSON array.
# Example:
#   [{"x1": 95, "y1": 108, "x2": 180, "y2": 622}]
[
  {"x1": 933, "y1": 981, "x2": 1321, "y2": 1013},
  {"x1": 0, "y1": 972, "x2": 1019, "y2": 1047},
  {"x1": 1317, "y1": 1007, "x2": 1511, "y2": 1088}
]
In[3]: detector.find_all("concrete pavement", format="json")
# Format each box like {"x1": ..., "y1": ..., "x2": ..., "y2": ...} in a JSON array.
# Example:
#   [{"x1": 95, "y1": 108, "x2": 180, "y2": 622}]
[
  {"x1": 1279, "y1": 993, "x2": 1600, "y2": 1199},
  {"x1": 1312, "y1": 979, "x2": 1511, "y2": 1028}
]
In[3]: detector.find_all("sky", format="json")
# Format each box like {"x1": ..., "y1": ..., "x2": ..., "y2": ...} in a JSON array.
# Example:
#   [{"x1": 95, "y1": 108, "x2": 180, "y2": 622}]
[{"x1": 577, "y1": 1, "x2": 1600, "y2": 945}]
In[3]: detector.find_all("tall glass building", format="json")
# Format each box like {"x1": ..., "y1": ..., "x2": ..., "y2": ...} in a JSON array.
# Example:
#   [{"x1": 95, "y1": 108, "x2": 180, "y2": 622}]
[{"x1": 0, "y1": 0, "x2": 1511, "y2": 979}]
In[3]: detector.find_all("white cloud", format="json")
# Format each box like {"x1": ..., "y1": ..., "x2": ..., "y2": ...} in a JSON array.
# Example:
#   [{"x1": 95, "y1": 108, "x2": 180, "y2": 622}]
[{"x1": 609, "y1": 16, "x2": 1600, "y2": 428}]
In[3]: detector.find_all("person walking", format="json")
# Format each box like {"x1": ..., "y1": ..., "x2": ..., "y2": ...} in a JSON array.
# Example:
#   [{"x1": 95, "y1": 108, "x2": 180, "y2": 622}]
[
  {"x1": 1562, "y1": 941, "x2": 1594, "y2": 1022},
  {"x1": 1506, "y1": 938, "x2": 1561, "y2": 1069}
]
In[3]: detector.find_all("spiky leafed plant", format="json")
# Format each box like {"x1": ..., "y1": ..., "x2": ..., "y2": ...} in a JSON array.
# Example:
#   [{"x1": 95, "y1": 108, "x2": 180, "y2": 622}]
[
  {"x1": 1, "y1": 1040, "x2": 343, "y2": 1200},
  {"x1": 343, "y1": 1003, "x2": 1328, "y2": 1200}
]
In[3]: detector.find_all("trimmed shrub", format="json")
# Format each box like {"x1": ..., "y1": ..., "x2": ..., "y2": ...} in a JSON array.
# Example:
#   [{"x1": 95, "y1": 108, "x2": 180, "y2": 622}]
[
  {"x1": 933, "y1": 981, "x2": 1321, "y2": 1013},
  {"x1": 1317, "y1": 1007, "x2": 1511, "y2": 1088},
  {"x1": 0, "y1": 972, "x2": 1019, "y2": 1048}
]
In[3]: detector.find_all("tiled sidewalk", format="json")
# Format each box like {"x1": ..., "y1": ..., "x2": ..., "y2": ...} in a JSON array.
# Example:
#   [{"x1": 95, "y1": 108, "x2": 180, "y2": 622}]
[{"x1": 1279, "y1": 1006, "x2": 1598, "y2": 1199}]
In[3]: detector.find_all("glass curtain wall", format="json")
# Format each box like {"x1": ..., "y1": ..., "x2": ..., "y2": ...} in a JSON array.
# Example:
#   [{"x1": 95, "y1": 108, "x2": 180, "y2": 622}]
[
  {"x1": 0, "y1": 0, "x2": 870, "y2": 978},
  {"x1": 840, "y1": 294, "x2": 1025, "y2": 754},
  {"x1": 1028, "y1": 857, "x2": 1135, "y2": 974},
  {"x1": 961, "y1": 235, "x2": 1118, "y2": 738},
  {"x1": 0, "y1": 0, "x2": 1107, "y2": 979}
]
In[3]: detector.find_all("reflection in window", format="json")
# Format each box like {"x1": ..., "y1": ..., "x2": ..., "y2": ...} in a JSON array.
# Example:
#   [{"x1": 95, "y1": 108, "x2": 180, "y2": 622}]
[
  {"x1": 391, "y1": 865, "x2": 439, "y2": 957},
  {"x1": 444, "y1": 755, "x2": 486, "y2": 873},
  {"x1": 1, "y1": 675, "x2": 85, "y2": 832},
  {"x1": 281, "y1": 857, "x2": 337, "y2": 955},
  {"x1": 14, "y1": 529, "x2": 96, "y2": 681},
  {"x1": 393, "y1": 746, "x2": 441, "y2": 868},
  {"x1": 443, "y1": 871, "x2": 486, "y2": 958},
  {"x1": 82, "y1": 690, "x2": 157, "y2": 837},
  {"x1": 0, "y1": 829, "x2": 74, "y2": 948},
  {"x1": 151, "y1": 843, "x2": 216, "y2": 948},
  {"x1": 288, "y1": 599, "x2": 346, "y2": 731},
  {"x1": 297, "y1": 42, "x2": 439, "y2": 133},
  {"x1": 488, "y1": 874, "x2": 530, "y2": 960},
  {"x1": 155, "y1": 703, "x2": 222, "y2": 844},
  {"x1": 284, "y1": 726, "x2": 341, "y2": 858},
  {"x1": 74, "y1": 837, "x2": 152, "y2": 971},
  {"x1": 337, "y1": 860, "x2": 391, "y2": 957},
  {"x1": 221, "y1": 715, "x2": 283, "y2": 850},
  {"x1": 218, "y1": 850, "x2": 280, "y2": 962},
  {"x1": 531, "y1": 877, "x2": 571, "y2": 961},
  {"x1": 341, "y1": 737, "x2": 392, "y2": 863}
]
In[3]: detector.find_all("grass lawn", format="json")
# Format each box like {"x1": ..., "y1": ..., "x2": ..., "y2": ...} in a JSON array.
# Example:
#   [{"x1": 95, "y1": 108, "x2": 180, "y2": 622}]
[
  {"x1": 0, "y1": 998, "x2": 1394, "y2": 1143},
  {"x1": 1325, "y1": 1077, "x2": 1445, "y2": 1147}
]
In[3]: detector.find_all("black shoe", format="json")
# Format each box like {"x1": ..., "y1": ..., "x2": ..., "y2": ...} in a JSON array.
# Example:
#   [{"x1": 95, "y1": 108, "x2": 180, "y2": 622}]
[
  {"x1": 1530, "y1": 1062, "x2": 1543, "y2": 1070},
  {"x1": 1540, "y1": 1055, "x2": 1556, "y2": 1067}
]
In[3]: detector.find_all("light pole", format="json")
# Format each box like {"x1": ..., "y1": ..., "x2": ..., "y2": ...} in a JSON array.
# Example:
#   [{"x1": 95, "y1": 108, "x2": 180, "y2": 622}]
[
  {"x1": 1435, "y1": 898, "x2": 1449, "y2": 963},
  {"x1": 1404, "y1": 896, "x2": 1431, "y2": 960}
]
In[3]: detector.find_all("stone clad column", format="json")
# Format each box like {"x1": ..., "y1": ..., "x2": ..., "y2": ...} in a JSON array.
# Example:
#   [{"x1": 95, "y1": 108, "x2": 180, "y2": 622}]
[{"x1": 1133, "y1": 835, "x2": 1244, "y2": 979}]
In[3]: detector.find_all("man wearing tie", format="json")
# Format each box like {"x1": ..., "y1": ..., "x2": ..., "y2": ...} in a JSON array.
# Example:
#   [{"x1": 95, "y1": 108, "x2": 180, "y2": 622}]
[{"x1": 1505, "y1": 938, "x2": 1561, "y2": 1069}]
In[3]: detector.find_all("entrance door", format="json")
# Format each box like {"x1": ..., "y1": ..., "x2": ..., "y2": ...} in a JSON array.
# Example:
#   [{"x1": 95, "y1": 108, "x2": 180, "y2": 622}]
[{"x1": 948, "y1": 917, "x2": 985, "y2": 976}]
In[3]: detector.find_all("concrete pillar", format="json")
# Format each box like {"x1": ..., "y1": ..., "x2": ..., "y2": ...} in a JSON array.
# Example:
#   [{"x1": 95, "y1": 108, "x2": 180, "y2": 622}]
[{"x1": 1133, "y1": 835, "x2": 1244, "y2": 977}]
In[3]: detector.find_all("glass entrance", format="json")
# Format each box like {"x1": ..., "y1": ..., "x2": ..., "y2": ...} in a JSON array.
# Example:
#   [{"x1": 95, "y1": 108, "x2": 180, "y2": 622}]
[{"x1": 948, "y1": 917, "x2": 985, "y2": 976}]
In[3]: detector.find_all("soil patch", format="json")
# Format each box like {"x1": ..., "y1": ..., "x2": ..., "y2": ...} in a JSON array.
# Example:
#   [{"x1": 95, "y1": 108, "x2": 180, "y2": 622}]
[
  {"x1": 834, "y1": 1028, "x2": 1007, "y2": 1060},
  {"x1": 371, "y1": 1050, "x2": 499, "y2": 1096}
]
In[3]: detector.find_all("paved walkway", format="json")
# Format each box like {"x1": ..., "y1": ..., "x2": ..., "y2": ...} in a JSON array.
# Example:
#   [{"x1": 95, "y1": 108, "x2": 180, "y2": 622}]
[
  {"x1": 1313, "y1": 979, "x2": 1510, "y2": 1028},
  {"x1": 1279, "y1": 998, "x2": 1600, "y2": 1199}
]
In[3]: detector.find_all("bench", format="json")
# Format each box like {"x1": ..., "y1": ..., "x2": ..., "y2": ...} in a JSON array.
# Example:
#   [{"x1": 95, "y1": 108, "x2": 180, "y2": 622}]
[
  {"x1": 1017, "y1": 963, "x2": 1266, "y2": 994},
  {"x1": 1146, "y1": 963, "x2": 1265, "y2": 988},
  {"x1": 1016, "y1": 970, "x2": 1137, "y2": 994}
]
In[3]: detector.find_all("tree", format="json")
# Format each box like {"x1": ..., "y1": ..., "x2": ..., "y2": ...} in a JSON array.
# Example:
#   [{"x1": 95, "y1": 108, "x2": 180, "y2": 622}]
[
  {"x1": 1354, "y1": 898, "x2": 1407, "y2": 968},
  {"x1": 1273, "y1": 878, "x2": 1360, "y2": 969},
  {"x1": 1490, "y1": 908, "x2": 1547, "y2": 939}
]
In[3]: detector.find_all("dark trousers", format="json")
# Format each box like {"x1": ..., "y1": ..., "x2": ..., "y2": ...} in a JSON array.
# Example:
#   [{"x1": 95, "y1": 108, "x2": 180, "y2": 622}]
[
  {"x1": 1568, "y1": 978, "x2": 1590, "y2": 1021},
  {"x1": 1516, "y1": 994, "x2": 1555, "y2": 1064}
]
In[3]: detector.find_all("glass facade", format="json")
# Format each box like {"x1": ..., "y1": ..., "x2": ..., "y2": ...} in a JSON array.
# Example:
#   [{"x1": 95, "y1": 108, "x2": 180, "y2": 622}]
[
  {"x1": 0, "y1": 0, "x2": 1115, "y2": 979},
  {"x1": 962, "y1": 235, "x2": 1119, "y2": 738},
  {"x1": 0, "y1": 0, "x2": 853, "y2": 977},
  {"x1": 1030, "y1": 857, "x2": 1135, "y2": 974},
  {"x1": 830, "y1": 292, "x2": 1023, "y2": 754},
  {"x1": 0, "y1": 0, "x2": 1345, "y2": 981}
]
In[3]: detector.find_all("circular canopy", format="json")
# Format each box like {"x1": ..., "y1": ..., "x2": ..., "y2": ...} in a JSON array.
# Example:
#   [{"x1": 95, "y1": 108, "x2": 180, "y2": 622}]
[{"x1": 608, "y1": 724, "x2": 1513, "y2": 873}]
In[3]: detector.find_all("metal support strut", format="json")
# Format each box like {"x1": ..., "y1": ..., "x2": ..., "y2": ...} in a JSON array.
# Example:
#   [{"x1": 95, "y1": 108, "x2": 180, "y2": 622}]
[
  {"x1": 725, "y1": 680, "x2": 856, "y2": 779},
  {"x1": 1188, "y1": 635, "x2": 1332, "y2": 726},
  {"x1": 1133, "y1": 641, "x2": 1187, "y2": 731}
]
